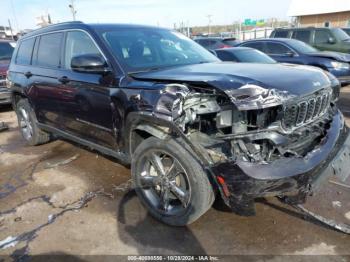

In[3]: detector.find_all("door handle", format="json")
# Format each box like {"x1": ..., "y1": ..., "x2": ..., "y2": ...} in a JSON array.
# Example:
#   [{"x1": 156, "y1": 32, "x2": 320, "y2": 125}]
[
  {"x1": 58, "y1": 76, "x2": 70, "y2": 84},
  {"x1": 24, "y1": 71, "x2": 32, "y2": 78}
]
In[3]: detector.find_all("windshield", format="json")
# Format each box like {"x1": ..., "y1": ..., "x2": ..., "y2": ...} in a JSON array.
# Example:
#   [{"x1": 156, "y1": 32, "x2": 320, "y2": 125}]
[
  {"x1": 234, "y1": 49, "x2": 276, "y2": 64},
  {"x1": 333, "y1": 28, "x2": 350, "y2": 41},
  {"x1": 98, "y1": 28, "x2": 219, "y2": 73},
  {"x1": 288, "y1": 40, "x2": 318, "y2": 53},
  {"x1": 0, "y1": 42, "x2": 14, "y2": 60}
]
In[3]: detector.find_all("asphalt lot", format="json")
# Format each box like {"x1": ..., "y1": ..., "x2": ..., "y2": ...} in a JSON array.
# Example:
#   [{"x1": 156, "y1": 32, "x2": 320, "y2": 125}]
[{"x1": 0, "y1": 87, "x2": 350, "y2": 260}]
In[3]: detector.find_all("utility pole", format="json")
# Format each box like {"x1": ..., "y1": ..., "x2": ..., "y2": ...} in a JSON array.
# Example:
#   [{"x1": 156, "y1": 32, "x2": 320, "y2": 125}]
[
  {"x1": 10, "y1": 0, "x2": 19, "y2": 31},
  {"x1": 69, "y1": 0, "x2": 77, "y2": 21},
  {"x1": 8, "y1": 19, "x2": 14, "y2": 40},
  {"x1": 206, "y1": 15, "x2": 212, "y2": 35}
]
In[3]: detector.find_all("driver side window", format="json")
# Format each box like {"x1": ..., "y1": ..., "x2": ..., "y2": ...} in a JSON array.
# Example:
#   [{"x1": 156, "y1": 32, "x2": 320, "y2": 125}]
[
  {"x1": 64, "y1": 31, "x2": 102, "y2": 70},
  {"x1": 315, "y1": 30, "x2": 332, "y2": 44},
  {"x1": 266, "y1": 42, "x2": 292, "y2": 55}
]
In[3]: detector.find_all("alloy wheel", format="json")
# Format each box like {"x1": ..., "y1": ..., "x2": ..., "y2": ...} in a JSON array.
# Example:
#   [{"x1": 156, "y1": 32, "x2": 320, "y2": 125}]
[{"x1": 136, "y1": 150, "x2": 191, "y2": 216}]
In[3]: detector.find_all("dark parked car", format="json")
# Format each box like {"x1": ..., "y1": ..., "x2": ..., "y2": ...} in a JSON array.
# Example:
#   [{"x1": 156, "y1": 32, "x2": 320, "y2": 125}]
[
  {"x1": 239, "y1": 38, "x2": 350, "y2": 86},
  {"x1": 342, "y1": 28, "x2": 350, "y2": 36},
  {"x1": 270, "y1": 27, "x2": 350, "y2": 53},
  {"x1": 194, "y1": 37, "x2": 240, "y2": 50},
  {"x1": 0, "y1": 40, "x2": 15, "y2": 105},
  {"x1": 214, "y1": 47, "x2": 277, "y2": 64},
  {"x1": 8, "y1": 22, "x2": 350, "y2": 226}
]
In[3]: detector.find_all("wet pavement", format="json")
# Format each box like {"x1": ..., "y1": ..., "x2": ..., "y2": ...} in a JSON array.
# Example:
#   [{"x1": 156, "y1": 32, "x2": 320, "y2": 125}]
[{"x1": 0, "y1": 87, "x2": 349, "y2": 260}]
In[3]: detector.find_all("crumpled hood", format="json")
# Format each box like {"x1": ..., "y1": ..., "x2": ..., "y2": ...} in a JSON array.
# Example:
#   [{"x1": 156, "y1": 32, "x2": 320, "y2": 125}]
[
  {"x1": 131, "y1": 62, "x2": 331, "y2": 96},
  {"x1": 307, "y1": 51, "x2": 350, "y2": 62}
]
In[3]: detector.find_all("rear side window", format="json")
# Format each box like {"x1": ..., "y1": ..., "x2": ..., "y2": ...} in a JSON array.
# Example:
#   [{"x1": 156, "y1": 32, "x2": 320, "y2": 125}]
[
  {"x1": 315, "y1": 30, "x2": 332, "y2": 44},
  {"x1": 273, "y1": 30, "x2": 289, "y2": 38},
  {"x1": 241, "y1": 42, "x2": 264, "y2": 52},
  {"x1": 265, "y1": 42, "x2": 291, "y2": 55},
  {"x1": 36, "y1": 33, "x2": 63, "y2": 68},
  {"x1": 292, "y1": 30, "x2": 311, "y2": 43},
  {"x1": 16, "y1": 38, "x2": 35, "y2": 65}
]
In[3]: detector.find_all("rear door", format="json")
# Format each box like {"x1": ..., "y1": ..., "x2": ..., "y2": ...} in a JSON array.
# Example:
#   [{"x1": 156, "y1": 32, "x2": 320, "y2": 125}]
[
  {"x1": 8, "y1": 38, "x2": 35, "y2": 103},
  {"x1": 28, "y1": 32, "x2": 64, "y2": 129},
  {"x1": 58, "y1": 30, "x2": 115, "y2": 148}
]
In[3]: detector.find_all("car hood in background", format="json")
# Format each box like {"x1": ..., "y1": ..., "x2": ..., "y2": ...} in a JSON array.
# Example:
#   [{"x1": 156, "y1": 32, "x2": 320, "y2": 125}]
[
  {"x1": 307, "y1": 51, "x2": 350, "y2": 62},
  {"x1": 131, "y1": 62, "x2": 330, "y2": 96}
]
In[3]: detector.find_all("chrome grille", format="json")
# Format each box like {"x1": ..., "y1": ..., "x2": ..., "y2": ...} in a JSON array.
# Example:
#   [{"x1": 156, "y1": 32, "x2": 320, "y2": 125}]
[{"x1": 283, "y1": 92, "x2": 331, "y2": 129}]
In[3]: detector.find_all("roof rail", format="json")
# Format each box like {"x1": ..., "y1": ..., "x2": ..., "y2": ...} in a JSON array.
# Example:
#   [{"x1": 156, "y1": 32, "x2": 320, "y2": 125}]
[{"x1": 44, "y1": 21, "x2": 84, "y2": 27}]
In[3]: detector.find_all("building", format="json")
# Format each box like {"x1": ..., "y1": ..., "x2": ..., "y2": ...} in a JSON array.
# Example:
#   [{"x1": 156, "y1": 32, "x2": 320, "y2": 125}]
[{"x1": 288, "y1": 0, "x2": 350, "y2": 28}]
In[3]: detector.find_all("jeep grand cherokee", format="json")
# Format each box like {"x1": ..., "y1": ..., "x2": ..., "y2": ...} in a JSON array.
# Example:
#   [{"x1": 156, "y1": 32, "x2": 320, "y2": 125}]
[{"x1": 8, "y1": 22, "x2": 350, "y2": 226}]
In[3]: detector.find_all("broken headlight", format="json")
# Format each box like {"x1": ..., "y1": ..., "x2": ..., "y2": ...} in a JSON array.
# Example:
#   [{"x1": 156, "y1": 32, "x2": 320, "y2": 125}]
[
  {"x1": 225, "y1": 84, "x2": 295, "y2": 111},
  {"x1": 155, "y1": 84, "x2": 189, "y2": 119}
]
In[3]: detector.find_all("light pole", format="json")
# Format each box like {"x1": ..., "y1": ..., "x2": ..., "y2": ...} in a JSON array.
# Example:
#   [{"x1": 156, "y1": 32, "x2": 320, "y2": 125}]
[
  {"x1": 206, "y1": 15, "x2": 212, "y2": 35},
  {"x1": 69, "y1": 0, "x2": 77, "y2": 21}
]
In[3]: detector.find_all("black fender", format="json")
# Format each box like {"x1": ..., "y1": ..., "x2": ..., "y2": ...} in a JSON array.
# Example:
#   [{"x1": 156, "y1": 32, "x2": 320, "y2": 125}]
[{"x1": 124, "y1": 111, "x2": 212, "y2": 166}]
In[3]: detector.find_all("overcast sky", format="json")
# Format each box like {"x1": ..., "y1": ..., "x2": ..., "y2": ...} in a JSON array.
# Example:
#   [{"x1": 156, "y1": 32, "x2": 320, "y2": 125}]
[{"x1": 2, "y1": 0, "x2": 292, "y2": 31}]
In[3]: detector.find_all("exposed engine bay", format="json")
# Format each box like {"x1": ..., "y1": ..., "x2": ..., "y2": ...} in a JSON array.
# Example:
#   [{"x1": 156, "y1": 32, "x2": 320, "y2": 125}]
[{"x1": 155, "y1": 82, "x2": 338, "y2": 165}]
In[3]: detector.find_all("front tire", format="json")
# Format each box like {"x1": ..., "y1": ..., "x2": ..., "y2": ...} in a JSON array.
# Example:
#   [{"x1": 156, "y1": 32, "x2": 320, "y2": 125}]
[
  {"x1": 132, "y1": 136, "x2": 214, "y2": 226},
  {"x1": 16, "y1": 99, "x2": 51, "y2": 146}
]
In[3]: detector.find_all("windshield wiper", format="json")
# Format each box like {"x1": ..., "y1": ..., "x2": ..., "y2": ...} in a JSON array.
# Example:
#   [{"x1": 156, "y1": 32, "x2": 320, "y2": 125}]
[{"x1": 128, "y1": 67, "x2": 164, "y2": 75}]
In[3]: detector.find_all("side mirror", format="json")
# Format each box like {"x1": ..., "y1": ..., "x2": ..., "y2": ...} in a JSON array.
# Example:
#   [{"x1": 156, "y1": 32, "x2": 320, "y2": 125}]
[
  {"x1": 209, "y1": 50, "x2": 217, "y2": 56},
  {"x1": 328, "y1": 37, "x2": 336, "y2": 44},
  {"x1": 285, "y1": 51, "x2": 295, "y2": 57},
  {"x1": 71, "y1": 54, "x2": 110, "y2": 74}
]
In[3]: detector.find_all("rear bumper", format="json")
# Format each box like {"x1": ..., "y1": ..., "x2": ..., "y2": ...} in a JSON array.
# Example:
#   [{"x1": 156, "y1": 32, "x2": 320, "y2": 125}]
[
  {"x1": 0, "y1": 87, "x2": 11, "y2": 105},
  {"x1": 210, "y1": 110, "x2": 350, "y2": 214}
]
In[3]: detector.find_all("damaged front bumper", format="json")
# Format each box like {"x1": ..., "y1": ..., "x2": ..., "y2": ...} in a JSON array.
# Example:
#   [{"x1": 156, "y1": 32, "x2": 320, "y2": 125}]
[{"x1": 209, "y1": 110, "x2": 350, "y2": 215}]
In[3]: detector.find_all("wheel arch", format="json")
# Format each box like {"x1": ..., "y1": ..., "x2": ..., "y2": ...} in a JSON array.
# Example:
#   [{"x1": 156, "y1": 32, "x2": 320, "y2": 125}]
[{"x1": 11, "y1": 91, "x2": 28, "y2": 111}]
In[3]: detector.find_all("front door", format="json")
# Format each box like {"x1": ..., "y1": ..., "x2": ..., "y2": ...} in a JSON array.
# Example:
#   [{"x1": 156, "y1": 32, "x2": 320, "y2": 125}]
[
  {"x1": 58, "y1": 30, "x2": 116, "y2": 149},
  {"x1": 265, "y1": 42, "x2": 302, "y2": 64}
]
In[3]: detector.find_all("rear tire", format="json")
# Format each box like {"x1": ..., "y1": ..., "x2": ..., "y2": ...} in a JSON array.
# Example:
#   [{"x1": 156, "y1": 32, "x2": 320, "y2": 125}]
[
  {"x1": 16, "y1": 99, "x2": 51, "y2": 146},
  {"x1": 132, "y1": 136, "x2": 215, "y2": 226}
]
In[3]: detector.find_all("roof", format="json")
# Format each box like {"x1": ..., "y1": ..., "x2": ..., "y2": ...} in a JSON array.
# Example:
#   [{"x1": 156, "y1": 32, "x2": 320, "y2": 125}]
[
  {"x1": 215, "y1": 47, "x2": 252, "y2": 52},
  {"x1": 241, "y1": 38, "x2": 298, "y2": 44},
  {"x1": 288, "y1": 0, "x2": 350, "y2": 17},
  {"x1": 21, "y1": 21, "x2": 165, "y2": 40}
]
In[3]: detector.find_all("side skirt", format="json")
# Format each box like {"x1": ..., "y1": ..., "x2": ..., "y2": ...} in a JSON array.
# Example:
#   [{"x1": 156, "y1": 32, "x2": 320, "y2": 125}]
[{"x1": 37, "y1": 123, "x2": 130, "y2": 164}]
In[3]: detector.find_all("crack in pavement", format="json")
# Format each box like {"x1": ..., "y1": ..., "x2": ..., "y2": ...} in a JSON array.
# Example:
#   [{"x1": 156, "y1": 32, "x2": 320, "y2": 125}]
[
  {"x1": 1, "y1": 190, "x2": 109, "y2": 258},
  {"x1": 1, "y1": 178, "x2": 134, "y2": 259}
]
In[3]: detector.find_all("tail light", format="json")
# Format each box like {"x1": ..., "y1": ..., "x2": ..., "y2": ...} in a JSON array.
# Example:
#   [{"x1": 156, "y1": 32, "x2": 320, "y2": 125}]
[{"x1": 218, "y1": 44, "x2": 231, "y2": 49}]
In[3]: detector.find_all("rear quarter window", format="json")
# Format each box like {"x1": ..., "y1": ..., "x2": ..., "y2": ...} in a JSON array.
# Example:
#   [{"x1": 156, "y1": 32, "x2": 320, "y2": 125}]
[{"x1": 15, "y1": 38, "x2": 35, "y2": 65}]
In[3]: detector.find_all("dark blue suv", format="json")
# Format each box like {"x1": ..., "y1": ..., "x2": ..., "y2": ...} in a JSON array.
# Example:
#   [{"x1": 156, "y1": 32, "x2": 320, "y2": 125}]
[
  {"x1": 239, "y1": 38, "x2": 350, "y2": 86},
  {"x1": 7, "y1": 22, "x2": 350, "y2": 226}
]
